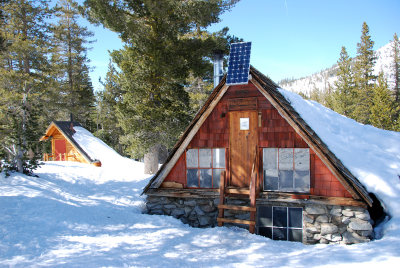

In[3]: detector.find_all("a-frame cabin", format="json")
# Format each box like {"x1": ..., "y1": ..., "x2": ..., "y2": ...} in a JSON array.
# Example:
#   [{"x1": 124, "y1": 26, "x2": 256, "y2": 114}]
[
  {"x1": 40, "y1": 121, "x2": 101, "y2": 167},
  {"x1": 143, "y1": 50, "x2": 376, "y2": 244}
]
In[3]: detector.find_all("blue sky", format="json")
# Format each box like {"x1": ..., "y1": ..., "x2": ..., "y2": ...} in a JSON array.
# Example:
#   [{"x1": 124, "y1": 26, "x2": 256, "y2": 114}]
[{"x1": 84, "y1": 0, "x2": 400, "y2": 91}]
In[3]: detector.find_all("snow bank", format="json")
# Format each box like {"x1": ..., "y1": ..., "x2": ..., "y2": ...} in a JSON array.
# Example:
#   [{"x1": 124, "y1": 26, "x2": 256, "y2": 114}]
[
  {"x1": 1, "y1": 89, "x2": 400, "y2": 266},
  {"x1": 66, "y1": 127, "x2": 147, "y2": 183},
  {"x1": 279, "y1": 88, "x2": 400, "y2": 236},
  {"x1": 2, "y1": 161, "x2": 400, "y2": 267},
  {"x1": 72, "y1": 126, "x2": 145, "y2": 176}
]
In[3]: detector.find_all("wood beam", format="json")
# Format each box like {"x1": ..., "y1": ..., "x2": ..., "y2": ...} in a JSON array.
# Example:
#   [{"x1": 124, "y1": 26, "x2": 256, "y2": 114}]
[
  {"x1": 218, "y1": 204, "x2": 256, "y2": 212},
  {"x1": 217, "y1": 218, "x2": 256, "y2": 226},
  {"x1": 145, "y1": 188, "x2": 367, "y2": 208}
]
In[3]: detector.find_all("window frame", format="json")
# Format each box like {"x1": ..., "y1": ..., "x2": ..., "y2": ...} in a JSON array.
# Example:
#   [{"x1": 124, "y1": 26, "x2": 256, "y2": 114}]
[
  {"x1": 257, "y1": 206, "x2": 303, "y2": 242},
  {"x1": 185, "y1": 148, "x2": 226, "y2": 189},
  {"x1": 262, "y1": 148, "x2": 310, "y2": 193}
]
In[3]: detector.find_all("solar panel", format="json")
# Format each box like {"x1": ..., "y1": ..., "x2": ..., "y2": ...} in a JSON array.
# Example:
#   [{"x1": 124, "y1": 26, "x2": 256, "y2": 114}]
[{"x1": 226, "y1": 42, "x2": 252, "y2": 85}]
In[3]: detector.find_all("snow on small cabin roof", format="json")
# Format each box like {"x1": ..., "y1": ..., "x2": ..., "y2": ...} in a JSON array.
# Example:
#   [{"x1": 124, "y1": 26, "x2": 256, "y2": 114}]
[
  {"x1": 279, "y1": 88, "x2": 400, "y2": 218},
  {"x1": 72, "y1": 126, "x2": 123, "y2": 167}
]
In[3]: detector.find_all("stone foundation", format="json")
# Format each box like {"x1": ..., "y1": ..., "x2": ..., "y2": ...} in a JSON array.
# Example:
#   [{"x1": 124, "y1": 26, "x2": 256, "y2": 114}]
[
  {"x1": 145, "y1": 196, "x2": 220, "y2": 227},
  {"x1": 303, "y1": 204, "x2": 373, "y2": 244},
  {"x1": 145, "y1": 196, "x2": 252, "y2": 228},
  {"x1": 145, "y1": 196, "x2": 373, "y2": 244}
]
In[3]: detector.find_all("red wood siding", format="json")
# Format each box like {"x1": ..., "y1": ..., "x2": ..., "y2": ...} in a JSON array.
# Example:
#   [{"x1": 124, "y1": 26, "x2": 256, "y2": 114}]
[
  {"x1": 189, "y1": 100, "x2": 229, "y2": 148},
  {"x1": 49, "y1": 128, "x2": 88, "y2": 164},
  {"x1": 164, "y1": 153, "x2": 186, "y2": 186},
  {"x1": 311, "y1": 149, "x2": 352, "y2": 198},
  {"x1": 54, "y1": 139, "x2": 66, "y2": 161},
  {"x1": 165, "y1": 82, "x2": 352, "y2": 198},
  {"x1": 259, "y1": 108, "x2": 308, "y2": 148}
]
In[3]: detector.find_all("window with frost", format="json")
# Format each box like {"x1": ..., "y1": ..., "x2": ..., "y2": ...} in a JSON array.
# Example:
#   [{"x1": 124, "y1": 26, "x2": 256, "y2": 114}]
[
  {"x1": 186, "y1": 148, "x2": 225, "y2": 188},
  {"x1": 257, "y1": 206, "x2": 303, "y2": 242},
  {"x1": 263, "y1": 148, "x2": 310, "y2": 192}
]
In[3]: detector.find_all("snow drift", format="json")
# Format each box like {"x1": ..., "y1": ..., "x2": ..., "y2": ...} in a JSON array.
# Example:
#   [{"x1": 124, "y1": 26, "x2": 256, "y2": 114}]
[{"x1": 1, "y1": 89, "x2": 400, "y2": 266}]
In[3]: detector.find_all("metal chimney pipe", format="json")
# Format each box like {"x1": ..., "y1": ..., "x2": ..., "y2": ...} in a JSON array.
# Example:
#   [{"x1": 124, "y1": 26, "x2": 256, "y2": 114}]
[
  {"x1": 69, "y1": 113, "x2": 75, "y2": 133},
  {"x1": 213, "y1": 51, "x2": 224, "y2": 88}
]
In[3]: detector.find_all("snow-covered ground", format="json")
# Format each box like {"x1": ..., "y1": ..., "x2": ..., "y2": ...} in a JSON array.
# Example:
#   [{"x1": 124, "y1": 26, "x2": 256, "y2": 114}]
[
  {"x1": 1, "y1": 94, "x2": 400, "y2": 267},
  {"x1": 1, "y1": 161, "x2": 400, "y2": 268}
]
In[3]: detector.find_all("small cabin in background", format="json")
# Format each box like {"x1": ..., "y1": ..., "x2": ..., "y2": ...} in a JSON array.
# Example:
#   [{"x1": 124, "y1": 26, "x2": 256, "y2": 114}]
[
  {"x1": 40, "y1": 121, "x2": 101, "y2": 167},
  {"x1": 142, "y1": 43, "x2": 380, "y2": 244}
]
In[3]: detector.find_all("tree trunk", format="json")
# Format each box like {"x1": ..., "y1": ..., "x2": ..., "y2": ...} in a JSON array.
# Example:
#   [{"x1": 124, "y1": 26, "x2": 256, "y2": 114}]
[
  {"x1": 158, "y1": 144, "x2": 168, "y2": 164},
  {"x1": 144, "y1": 144, "x2": 160, "y2": 174},
  {"x1": 16, "y1": 145, "x2": 24, "y2": 173},
  {"x1": 17, "y1": 92, "x2": 28, "y2": 174}
]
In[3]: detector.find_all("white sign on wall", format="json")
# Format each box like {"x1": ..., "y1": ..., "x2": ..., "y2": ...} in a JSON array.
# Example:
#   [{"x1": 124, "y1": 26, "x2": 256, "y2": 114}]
[{"x1": 240, "y1": 118, "x2": 249, "y2": 130}]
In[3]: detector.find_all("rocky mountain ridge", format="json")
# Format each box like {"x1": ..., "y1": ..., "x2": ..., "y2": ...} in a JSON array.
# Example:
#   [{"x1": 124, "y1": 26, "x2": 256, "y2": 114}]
[{"x1": 279, "y1": 41, "x2": 396, "y2": 96}]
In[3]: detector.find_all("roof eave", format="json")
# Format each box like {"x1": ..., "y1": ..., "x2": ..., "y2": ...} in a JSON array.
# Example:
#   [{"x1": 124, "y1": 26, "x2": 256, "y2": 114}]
[
  {"x1": 39, "y1": 121, "x2": 57, "y2": 141},
  {"x1": 250, "y1": 66, "x2": 372, "y2": 206}
]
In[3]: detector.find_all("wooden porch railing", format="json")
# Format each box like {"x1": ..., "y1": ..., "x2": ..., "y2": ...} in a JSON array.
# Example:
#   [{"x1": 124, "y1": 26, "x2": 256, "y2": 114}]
[
  {"x1": 43, "y1": 153, "x2": 54, "y2": 161},
  {"x1": 249, "y1": 146, "x2": 260, "y2": 233},
  {"x1": 43, "y1": 153, "x2": 77, "y2": 162},
  {"x1": 219, "y1": 170, "x2": 227, "y2": 214},
  {"x1": 217, "y1": 146, "x2": 260, "y2": 234}
]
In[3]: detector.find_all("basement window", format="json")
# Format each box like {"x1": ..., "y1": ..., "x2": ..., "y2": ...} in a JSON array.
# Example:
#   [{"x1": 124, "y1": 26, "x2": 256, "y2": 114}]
[
  {"x1": 257, "y1": 206, "x2": 303, "y2": 242},
  {"x1": 263, "y1": 148, "x2": 310, "y2": 192},
  {"x1": 186, "y1": 148, "x2": 225, "y2": 188}
]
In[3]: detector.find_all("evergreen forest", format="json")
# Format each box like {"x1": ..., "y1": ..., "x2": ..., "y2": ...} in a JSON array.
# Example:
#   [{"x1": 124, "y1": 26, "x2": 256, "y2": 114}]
[
  {"x1": 300, "y1": 23, "x2": 400, "y2": 131},
  {"x1": 0, "y1": 0, "x2": 240, "y2": 175},
  {"x1": 0, "y1": 1, "x2": 399, "y2": 176}
]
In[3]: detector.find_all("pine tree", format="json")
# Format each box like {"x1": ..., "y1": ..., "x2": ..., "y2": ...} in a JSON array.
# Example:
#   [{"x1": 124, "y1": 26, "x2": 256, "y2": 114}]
[
  {"x1": 309, "y1": 86, "x2": 323, "y2": 104},
  {"x1": 332, "y1": 46, "x2": 355, "y2": 116},
  {"x1": 370, "y1": 72, "x2": 395, "y2": 130},
  {"x1": 0, "y1": 0, "x2": 51, "y2": 175},
  {"x1": 84, "y1": 0, "x2": 238, "y2": 173},
  {"x1": 185, "y1": 29, "x2": 241, "y2": 117},
  {"x1": 94, "y1": 60, "x2": 125, "y2": 155},
  {"x1": 0, "y1": 0, "x2": 7, "y2": 52},
  {"x1": 112, "y1": 47, "x2": 192, "y2": 173},
  {"x1": 185, "y1": 74, "x2": 214, "y2": 116},
  {"x1": 50, "y1": 0, "x2": 95, "y2": 129},
  {"x1": 323, "y1": 84, "x2": 335, "y2": 110},
  {"x1": 352, "y1": 22, "x2": 376, "y2": 124},
  {"x1": 392, "y1": 33, "x2": 400, "y2": 103}
]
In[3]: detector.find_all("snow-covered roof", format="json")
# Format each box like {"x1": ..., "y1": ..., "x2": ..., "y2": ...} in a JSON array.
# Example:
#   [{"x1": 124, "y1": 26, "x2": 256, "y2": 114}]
[
  {"x1": 72, "y1": 127, "x2": 124, "y2": 167},
  {"x1": 279, "y1": 88, "x2": 400, "y2": 217}
]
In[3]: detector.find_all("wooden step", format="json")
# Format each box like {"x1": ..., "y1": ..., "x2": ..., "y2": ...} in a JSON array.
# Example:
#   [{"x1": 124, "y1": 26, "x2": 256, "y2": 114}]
[
  {"x1": 217, "y1": 217, "x2": 256, "y2": 226},
  {"x1": 218, "y1": 204, "x2": 256, "y2": 212},
  {"x1": 225, "y1": 187, "x2": 250, "y2": 195}
]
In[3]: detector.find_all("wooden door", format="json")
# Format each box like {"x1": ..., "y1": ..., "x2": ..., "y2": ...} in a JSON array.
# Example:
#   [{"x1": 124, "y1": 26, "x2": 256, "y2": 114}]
[
  {"x1": 54, "y1": 139, "x2": 66, "y2": 161},
  {"x1": 229, "y1": 111, "x2": 258, "y2": 187}
]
